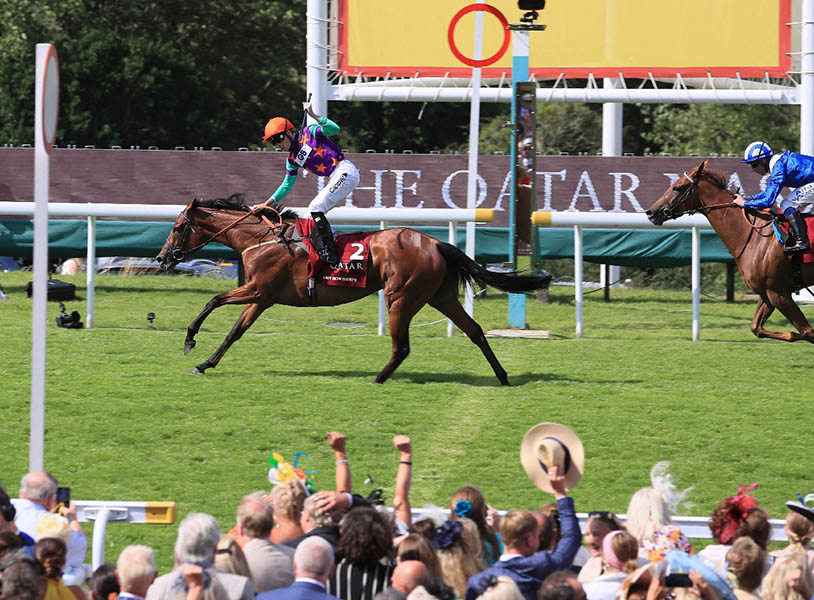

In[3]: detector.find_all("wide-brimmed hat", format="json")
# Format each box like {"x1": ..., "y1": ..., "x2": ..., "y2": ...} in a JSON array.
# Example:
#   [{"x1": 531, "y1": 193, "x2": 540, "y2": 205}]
[
  {"x1": 787, "y1": 493, "x2": 814, "y2": 522},
  {"x1": 520, "y1": 422, "x2": 584, "y2": 493}
]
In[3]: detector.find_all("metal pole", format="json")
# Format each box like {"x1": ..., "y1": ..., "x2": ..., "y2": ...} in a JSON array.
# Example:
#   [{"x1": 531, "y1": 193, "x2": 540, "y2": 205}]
[
  {"x1": 600, "y1": 77, "x2": 623, "y2": 291},
  {"x1": 692, "y1": 226, "x2": 701, "y2": 341},
  {"x1": 306, "y1": 0, "x2": 328, "y2": 118},
  {"x1": 31, "y1": 44, "x2": 58, "y2": 472},
  {"x1": 448, "y1": 221, "x2": 456, "y2": 337},
  {"x1": 508, "y1": 28, "x2": 530, "y2": 327},
  {"x1": 574, "y1": 225, "x2": 584, "y2": 338},
  {"x1": 86, "y1": 215, "x2": 96, "y2": 328},
  {"x1": 802, "y1": 0, "x2": 814, "y2": 154},
  {"x1": 90, "y1": 507, "x2": 111, "y2": 570},
  {"x1": 464, "y1": 2, "x2": 484, "y2": 318}
]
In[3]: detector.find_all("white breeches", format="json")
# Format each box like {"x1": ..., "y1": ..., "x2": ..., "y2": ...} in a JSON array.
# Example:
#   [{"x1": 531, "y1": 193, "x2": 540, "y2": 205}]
[
  {"x1": 778, "y1": 183, "x2": 814, "y2": 215},
  {"x1": 308, "y1": 159, "x2": 360, "y2": 214}
]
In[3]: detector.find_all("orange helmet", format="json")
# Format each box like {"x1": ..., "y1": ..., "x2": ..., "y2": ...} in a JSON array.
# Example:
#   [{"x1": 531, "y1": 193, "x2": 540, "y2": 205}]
[{"x1": 263, "y1": 117, "x2": 295, "y2": 142}]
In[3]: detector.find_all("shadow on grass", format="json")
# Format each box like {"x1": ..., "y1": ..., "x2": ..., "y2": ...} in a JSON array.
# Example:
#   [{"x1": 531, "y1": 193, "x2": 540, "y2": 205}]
[{"x1": 269, "y1": 369, "x2": 600, "y2": 386}]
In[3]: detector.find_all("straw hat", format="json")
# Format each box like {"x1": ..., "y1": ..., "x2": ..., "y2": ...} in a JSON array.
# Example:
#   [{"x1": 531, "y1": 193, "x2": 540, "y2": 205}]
[{"x1": 520, "y1": 422, "x2": 584, "y2": 493}]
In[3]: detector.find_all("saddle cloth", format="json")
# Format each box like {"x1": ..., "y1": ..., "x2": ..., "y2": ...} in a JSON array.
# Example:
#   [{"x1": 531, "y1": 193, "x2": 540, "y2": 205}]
[
  {"x1": 295, "y1": 218, "x2": 371, "y2": 287},
  {"x1": 775, "y1": 216, "x2": 814, "y2": 263}
]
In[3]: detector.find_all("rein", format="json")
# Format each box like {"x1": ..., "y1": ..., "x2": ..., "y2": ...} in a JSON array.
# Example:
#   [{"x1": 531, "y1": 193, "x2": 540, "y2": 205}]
[
  {"x1": 657, "y1": 171, "x2": 775, "y2": 261},
  {"x1": 166, "y1": 203, "x2": 285, "y2": 261}
]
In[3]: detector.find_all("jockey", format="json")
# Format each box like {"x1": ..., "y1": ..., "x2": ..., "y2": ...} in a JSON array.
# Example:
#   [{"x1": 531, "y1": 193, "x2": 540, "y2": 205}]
[
  {"x1": 261, "y1": 102, "x2": 360, "y2": 264},
  {"x1": 734, "y1": 141, "x2": 812, "y2": 252}
]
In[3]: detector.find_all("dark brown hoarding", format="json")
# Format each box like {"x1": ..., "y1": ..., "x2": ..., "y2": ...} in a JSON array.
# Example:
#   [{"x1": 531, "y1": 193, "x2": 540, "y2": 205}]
[{"x1": 0, "y1": 149, "x2": 760, "y2": 226}]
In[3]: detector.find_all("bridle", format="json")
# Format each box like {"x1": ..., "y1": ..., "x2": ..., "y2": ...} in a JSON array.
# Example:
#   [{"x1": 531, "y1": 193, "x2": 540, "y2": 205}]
[
  {"x1": 656, "y1": 171, "x2": 701, "y2": 219},
  {"x1": 656, "y1": 169, "x2": 773, "y2": 261},
  {"x1": 658, "y1": 170, "x2": 743, "y2": 219},
  {"x1": 164, "y1": 202, "x2": 284, "y2": 263}
]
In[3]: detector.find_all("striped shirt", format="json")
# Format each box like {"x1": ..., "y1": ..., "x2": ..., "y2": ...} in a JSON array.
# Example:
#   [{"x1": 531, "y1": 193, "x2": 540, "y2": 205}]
[{"x1": 326, "y1": 558, "x2": 394, "y2": 600}]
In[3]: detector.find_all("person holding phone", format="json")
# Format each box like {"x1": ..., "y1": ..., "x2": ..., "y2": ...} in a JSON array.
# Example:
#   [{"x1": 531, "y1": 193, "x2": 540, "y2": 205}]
[
  {"x1": 11, "y1": 471, "x2": 88, "y2": 590},
  {"x1": 259, "y1": 102, "x2": 360, "y2": 266}
]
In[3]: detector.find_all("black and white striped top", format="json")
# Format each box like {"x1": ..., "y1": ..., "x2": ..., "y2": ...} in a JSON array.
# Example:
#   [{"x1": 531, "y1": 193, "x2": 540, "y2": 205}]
[{"x1": 327, "y1": 557, "x2": 394, "y2": 600}]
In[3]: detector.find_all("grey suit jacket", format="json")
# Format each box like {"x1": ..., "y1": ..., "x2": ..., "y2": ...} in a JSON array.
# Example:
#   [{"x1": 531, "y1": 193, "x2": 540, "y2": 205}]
[
  {"x1": 243, "y1": 537, "x2": 296, "y2": 593},
  {"x1": 145, "y1": 567, "x2": 254, "y2": 600}
]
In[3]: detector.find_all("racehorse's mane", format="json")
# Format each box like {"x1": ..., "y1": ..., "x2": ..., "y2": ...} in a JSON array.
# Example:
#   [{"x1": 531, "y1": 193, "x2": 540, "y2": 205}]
[
  {"x1": 701, "y1": 169, "x2": 730, "y2": 193},
  {"x1": 197, "y1": 193, "x2": 300, "y2": 221}
]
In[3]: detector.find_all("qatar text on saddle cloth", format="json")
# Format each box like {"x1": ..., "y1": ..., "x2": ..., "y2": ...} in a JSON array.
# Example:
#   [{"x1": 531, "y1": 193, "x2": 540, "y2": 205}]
[{"x1": 295, "y1": 218, "x2": 370, "y2": 287}]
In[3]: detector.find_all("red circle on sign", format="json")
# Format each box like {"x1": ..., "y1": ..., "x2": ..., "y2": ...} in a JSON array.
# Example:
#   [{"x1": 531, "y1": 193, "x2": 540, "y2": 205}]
[{"x1": 447, "y1": 4, "x2": 511, "y2": 68}]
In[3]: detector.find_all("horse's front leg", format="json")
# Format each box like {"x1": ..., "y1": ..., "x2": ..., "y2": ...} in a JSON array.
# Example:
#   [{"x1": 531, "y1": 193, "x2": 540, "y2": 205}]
[
  {"x1": 190, "y1": 303, "x2": 268, "y2": 374},
  {"x1": 184, "y1": 281, "x2": 260, "y2": 354}
]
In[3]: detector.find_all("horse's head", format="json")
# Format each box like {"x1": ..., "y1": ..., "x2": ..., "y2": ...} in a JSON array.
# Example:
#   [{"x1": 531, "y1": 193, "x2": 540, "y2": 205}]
[
  {"x1": 155, "y1": 198, "x2": 209, "y2": 271},
  {"x1": 646, "y1": 160, "x2": 708, "y2": 226}
]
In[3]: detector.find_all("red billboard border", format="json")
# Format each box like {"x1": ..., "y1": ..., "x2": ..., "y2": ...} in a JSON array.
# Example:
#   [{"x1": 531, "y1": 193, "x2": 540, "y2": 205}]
[{"x1": 336, "y1": 0, "x2": 792, "y2": 79}]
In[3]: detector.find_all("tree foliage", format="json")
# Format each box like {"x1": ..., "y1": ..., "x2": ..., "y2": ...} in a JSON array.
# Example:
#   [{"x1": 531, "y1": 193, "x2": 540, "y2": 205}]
[
  {"x1": 0, "y1": 0, "x2": 306, "y2": 148},
  {"x1": 638, "y1": 103, "x2": 800, "y2": 157}
]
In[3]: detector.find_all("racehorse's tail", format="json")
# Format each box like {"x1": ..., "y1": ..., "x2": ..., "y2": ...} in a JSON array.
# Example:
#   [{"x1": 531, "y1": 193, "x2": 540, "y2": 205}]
[{"x1": 436, "y1": 242, "x2": 551, "y2": 293}]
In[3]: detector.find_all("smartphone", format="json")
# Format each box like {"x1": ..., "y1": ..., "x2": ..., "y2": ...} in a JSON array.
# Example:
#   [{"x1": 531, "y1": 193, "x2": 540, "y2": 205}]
[
  {"x1": 56, "y1": 486, "x2": 70, "y2": 506},
  {"x1": 665, "y1": 573, "x2": 693, "y2": 588}
]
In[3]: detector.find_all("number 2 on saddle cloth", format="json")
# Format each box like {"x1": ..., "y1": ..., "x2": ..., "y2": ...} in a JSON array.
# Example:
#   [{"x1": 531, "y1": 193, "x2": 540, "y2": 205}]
[{"x1": 295, "y1": 218, "x2": 370, "y2": 287}]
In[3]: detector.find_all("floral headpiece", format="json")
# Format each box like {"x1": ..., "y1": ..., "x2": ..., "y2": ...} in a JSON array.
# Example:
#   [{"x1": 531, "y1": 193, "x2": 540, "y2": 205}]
[
  {"x1": 454, "y1": 499, "x2": 473, "y2": 519},
  {"x1": 268, "y1": 451, "x2": 317, "y2": 495},
  {"x1": 435, "y1": 520, "x2": 463, "y2": 549},
  {"x1": 712, "y1": 483, "x2": 759, "y2": 544}
]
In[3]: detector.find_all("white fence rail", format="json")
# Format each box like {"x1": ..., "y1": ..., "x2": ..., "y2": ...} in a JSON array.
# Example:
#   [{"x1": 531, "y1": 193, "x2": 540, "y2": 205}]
[
  {"x1": 532, "y1": 211, "x2": 715, "y2": 341},
  {"x1": 0, "y1": 202, "x2": 492, "y2": 334}
]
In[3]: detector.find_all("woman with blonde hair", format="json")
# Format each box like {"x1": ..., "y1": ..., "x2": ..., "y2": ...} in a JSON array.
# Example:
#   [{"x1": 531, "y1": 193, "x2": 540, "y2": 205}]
[
  {"x1": 762, "y1": 551, "x2": 814, "y2": 600},
  {"x1": 583, "y1": 530, "x2": 640, "y2": 600},
  {"x1": 769, "y1": 509, "x2": 814, "y2": 574},
  {"x1": 435, "y1": 519, "x2": 485, "y2": 599},
  {"x1": 269, "y1": 479, "x2": 307, "y2": 544},
  {"x1": 449, "y1": 485, "x2": 502, "y2": 565},
  {"x1": 625, "y1": 462, "x2": 693, "y2": 562},
  {"x1": 396, "y1": 533, "x2": 442, "y2": 581}
]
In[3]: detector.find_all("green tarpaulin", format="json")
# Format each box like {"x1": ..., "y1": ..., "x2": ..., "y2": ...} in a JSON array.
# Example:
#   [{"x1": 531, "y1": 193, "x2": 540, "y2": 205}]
[{"x1": 0, "y1": 219, "x2": 733, "y2": 267}]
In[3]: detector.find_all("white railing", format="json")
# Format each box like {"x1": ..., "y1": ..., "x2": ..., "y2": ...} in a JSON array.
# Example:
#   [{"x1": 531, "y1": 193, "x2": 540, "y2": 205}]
[
  {"x1": 13, "y1": 499, "x2": 176, "y2": 576},
  {"x1": 0, "y1": 202, "x2": 492, "y2": 334},
  {"x1": 532, "y1": 211, "x2": 715, "y2": 341}
]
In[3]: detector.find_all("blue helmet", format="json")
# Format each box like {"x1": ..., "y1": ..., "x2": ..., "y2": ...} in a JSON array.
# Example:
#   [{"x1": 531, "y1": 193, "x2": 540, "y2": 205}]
[{"x1": 743, "y1": 141, "x2": 773, "y2": 163}]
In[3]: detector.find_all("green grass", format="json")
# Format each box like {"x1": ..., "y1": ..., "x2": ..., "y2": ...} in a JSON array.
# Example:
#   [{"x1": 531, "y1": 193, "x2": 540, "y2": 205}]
[{"x1": 1, "y1": 270, "x2": 812, "y2": 571}]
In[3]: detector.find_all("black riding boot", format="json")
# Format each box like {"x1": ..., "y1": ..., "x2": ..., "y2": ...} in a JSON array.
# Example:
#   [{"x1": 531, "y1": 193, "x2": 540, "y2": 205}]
[
  {"x1": 311, "y1": 212, "x2": 339, "y2": 265},
  {"x1": 785, "y1": 211, "x2": 811, "y2": 252}
]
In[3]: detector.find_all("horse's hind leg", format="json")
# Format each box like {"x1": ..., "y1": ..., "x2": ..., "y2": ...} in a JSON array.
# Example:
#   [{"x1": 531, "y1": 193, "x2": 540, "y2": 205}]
[
  {"x1": 191, "y1": 303, "x2": 268, "y2": 373},
  {"x1": 759, "y1": 291, "x2": 814, "y2": 342},
  {"x1": 185, "y1": 281, "x2": 261, "y2": 354},
  {"x1": 428, "y1": 293, "x2": 510, "y2": 386}
]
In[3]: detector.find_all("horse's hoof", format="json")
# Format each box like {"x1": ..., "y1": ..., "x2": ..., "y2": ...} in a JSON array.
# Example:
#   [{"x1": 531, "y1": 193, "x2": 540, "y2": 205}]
[
  {"x1": 189, "y1": 366, "x2": 204, "y2": 374},
  {"x1": 183, "y1": 339, "x2": 196, "y2": 355}
]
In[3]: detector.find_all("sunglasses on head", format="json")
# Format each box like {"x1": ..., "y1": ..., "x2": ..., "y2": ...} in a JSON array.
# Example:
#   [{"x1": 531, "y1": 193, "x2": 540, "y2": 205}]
[
  {"x1": 588, "y1": 510, "x2": 617, "y2": 521},
  {"x1": 269, "y1": 132, "x2": 286, "y2": 145}
]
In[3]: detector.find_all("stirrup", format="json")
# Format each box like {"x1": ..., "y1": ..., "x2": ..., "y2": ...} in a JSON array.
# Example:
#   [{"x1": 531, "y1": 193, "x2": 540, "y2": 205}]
[{"x1": 785, "y1": 239, "x2": 811, "y2": 252}]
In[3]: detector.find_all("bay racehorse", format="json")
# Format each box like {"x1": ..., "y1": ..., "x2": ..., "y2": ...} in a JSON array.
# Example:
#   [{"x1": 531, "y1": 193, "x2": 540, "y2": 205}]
[
  {"x1": 646, "y1": 159, "x2": 814, "y2": 343},
  {"x1": 155, "y1": 194, "x2": 551, "y2": 384}
]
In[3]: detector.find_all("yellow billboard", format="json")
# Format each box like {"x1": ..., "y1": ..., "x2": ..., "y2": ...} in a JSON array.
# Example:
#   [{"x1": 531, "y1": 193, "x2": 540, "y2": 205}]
[{"x1": 337, "y1": 0, "x2": 790, "y2": 78}]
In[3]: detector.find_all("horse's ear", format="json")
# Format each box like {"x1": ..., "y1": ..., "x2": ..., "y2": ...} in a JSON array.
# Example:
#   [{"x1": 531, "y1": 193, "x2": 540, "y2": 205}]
[
  {"x1": 190, "y1": 197, "x2": 199, "y2": 208},
  {"x1": 697, "y1": 159, "x2": 709, "y2": 175}
]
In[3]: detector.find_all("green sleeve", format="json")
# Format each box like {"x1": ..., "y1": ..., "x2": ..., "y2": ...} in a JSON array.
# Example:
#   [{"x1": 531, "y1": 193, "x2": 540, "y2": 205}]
[
  {"x1": 311, "y1": 116, "x2": 340, "y2": 137},
  {"x1": 269, "y1": 172, "x2": 298, "y2": 202}
]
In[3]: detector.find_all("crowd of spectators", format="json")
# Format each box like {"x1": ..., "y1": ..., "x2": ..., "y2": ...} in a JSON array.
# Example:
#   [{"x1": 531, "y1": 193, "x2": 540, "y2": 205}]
[{"x1": 2, "y1": 425, "x2": 813, "y2": 600}]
